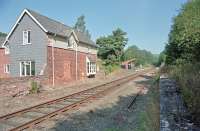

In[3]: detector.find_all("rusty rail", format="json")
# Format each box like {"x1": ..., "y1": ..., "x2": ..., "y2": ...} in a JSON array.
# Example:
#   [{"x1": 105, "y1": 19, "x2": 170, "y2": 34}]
[{"x1": 0, "y1": 68, "x2": 154, "y2": 131}]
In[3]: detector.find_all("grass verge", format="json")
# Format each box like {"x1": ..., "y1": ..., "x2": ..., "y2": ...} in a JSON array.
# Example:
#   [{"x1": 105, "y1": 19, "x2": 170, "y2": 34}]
[{"x1": 135, "y1": 76, "x2": 160, "y2": 131}]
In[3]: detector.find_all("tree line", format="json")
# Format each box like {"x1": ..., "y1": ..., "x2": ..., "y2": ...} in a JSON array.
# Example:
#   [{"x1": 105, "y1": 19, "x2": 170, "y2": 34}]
[
  {"x1": 0, "y1": 32, "x2": 6, "y2": 37},
  {"x1": 162, "y1": 0, "x2": 200, "y2": 65},
  {"x1": 161, "y1": 0, "x2": 200, "y2": 123}
]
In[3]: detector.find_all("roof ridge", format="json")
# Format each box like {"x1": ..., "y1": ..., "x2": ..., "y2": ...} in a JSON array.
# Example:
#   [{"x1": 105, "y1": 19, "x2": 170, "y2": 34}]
[
  {"x1": 27, "y1": 9, "x2": 92, "y2": 36},
  {"x1": 25, "y1": 8, "x2": 96, "y2": 47},
  {"x1": 26, "y1": 8, "x2": 73, "y2": 30}
]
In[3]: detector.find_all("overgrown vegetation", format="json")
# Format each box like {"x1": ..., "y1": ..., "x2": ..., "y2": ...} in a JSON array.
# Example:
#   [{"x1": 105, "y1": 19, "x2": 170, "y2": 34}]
[
  {"x1": 122, "y1": 45, "x2": 158, "y2": 66},
  {"x1": 29, "y1": 81, "x2": 40, "y2": 94},
  {"x1": 161, "y1": 0, "x2": 200, "y2": 124},
  {"x1": 164, "y1": 63, "x2": 200, "y2": 122},
  {"x1": 136, "y1": 77, "x2": 160, "y2": 131}
]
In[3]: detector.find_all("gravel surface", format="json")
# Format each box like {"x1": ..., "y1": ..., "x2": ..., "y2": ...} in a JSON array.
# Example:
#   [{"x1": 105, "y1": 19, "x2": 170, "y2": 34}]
[
  {"x1": 0, "y1": 69, "x2": 135, "y2": 116},
  {"x1": 160, "y1": 76, "x2": 200, "y2": 131},
  {"x1": 30, "y1": 72, "x2": 154, "y2": 131}
]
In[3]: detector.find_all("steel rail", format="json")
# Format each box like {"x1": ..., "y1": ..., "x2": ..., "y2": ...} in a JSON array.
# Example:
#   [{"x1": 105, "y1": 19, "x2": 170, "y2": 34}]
[{"x1": 0, "y1": 68, "x2": 153, "y2": 131}]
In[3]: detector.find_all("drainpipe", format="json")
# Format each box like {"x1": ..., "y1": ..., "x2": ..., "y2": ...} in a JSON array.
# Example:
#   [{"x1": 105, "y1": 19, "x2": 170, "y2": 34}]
[
  {"x1": 75, "y1": 43, "x2": 78, "y2": 81},
  {"x1": 52, "y1": 34, "x2": 56, "y2": 86}
]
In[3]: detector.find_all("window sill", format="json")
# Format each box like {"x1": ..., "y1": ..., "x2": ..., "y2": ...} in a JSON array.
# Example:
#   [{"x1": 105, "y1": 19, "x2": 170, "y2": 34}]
[
  {"x1": 67, "y1": 46, "x2": 73, "y2": 49},
  {"x1": 20, "y1": 75, "x2": 34, "y2": 77},
  {"x1": 87, "y1": 72, "x2": 96, "y2": 76},
  {"x1": 22, "y1": 43, "x2": 31, "y2": 45}
]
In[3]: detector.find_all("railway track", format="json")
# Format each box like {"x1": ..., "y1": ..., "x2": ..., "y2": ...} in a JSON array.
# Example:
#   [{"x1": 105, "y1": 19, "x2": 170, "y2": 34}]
[{"x1": 0, "y1": 68, "x2": 153, "y2": 131}]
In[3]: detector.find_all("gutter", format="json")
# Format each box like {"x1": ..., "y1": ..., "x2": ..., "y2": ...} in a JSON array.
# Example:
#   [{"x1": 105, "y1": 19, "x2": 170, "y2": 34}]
[{"x1": 75, "y1": 43, "x2": 78, "y2": 81}]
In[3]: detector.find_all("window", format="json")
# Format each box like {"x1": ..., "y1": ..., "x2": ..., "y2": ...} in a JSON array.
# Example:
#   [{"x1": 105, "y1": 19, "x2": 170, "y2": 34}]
[
  {"x1": 86, "y1": 61, "x2": 96, "y2": 75},
  {"x1": 20, "y1": 61, "x2": 35, "y2": 76},
  {"x1": 23, "y1": 30, "x2": 31, "y2": 45},
  {"x1": 4, "y1": 64, "x2": 10, "y2": 73}
]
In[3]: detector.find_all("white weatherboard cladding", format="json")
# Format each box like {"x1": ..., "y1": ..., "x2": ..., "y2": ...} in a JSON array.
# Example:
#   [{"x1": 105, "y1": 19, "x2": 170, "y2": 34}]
[
  {"x1": 48, "y1": 35, "x2": 70, "y2": 49},
  {"x1": 9, "y1": 14, "x2": 47, "y2": 77},
  {"x1": 78, "y1": 43, "x2": 97, "y2": 55},
  {"x1": 48, "y1": 35, "x2": 97, "y2": 55},
  {"x1": 69, "y1": 34, "x2": 76, "y2": 48}
]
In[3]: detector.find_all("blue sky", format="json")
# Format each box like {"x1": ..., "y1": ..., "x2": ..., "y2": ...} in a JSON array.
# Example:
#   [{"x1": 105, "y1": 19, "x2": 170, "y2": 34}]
[{"x1": 0, "y1": 0, "x2": 187, "y2": 54}]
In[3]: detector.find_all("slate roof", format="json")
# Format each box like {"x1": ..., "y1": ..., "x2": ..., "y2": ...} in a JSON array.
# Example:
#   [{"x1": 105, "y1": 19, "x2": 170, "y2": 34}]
[
  {"x1": 0, "y1": 35, "x2": 6, "y2": 47},
  {"x1": 27, "y1": 9, "x2": 97, "y2": 47}
]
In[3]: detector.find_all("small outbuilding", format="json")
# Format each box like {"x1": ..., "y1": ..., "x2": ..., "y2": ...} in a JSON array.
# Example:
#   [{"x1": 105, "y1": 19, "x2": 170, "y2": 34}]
[{"x1": 121, "y1": 59, "x2": 135, "y2": 70}]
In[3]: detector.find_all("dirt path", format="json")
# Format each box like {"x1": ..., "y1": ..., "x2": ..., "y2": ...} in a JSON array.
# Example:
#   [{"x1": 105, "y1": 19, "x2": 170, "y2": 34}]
[{"x1": 31, "y1": 72, "x2": 155, "y2": 131}]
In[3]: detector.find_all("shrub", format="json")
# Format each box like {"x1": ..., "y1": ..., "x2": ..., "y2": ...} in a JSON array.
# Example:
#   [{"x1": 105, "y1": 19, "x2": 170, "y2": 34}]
[
  {"x1": 104, "y1": 64, "x2": 120, "y2": 75},
  {"x1": 30, "y1": 81, "x2": 40, "y2": 94}
]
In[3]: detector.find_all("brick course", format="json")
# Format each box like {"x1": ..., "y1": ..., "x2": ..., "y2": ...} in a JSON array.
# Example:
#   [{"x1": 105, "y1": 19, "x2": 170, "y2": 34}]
[
  {"x1": 0, "y1": 48, "x2": 10, "y2": 78},
  {"x1": 47, "y1": 46, "x2": 97, "y2": 85}
]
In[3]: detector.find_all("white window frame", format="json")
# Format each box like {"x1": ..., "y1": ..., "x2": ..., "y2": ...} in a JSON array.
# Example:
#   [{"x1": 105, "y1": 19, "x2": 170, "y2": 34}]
[
  {"x1": 23, "y1": 30, "x2": 31, "y2": 45},
  {"x1": 20, "y1": 61, "x2": 35, "y2": 77},
  {"x1": 86, "y1": 57, "x2": 96, "y2": 76},
  {"x1": 4, "y1": 64, "x2": 10, "y2": 74}
]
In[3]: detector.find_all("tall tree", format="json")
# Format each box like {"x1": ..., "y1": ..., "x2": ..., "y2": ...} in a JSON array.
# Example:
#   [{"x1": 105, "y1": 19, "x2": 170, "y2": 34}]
[
  {"x1": 96, "y1": 28, "x2": 128, "y2": 64},
  {"x1": 165, "y1": 0, "x2": 200, "y2": 64},
  {"x1": 74, "y1": 15, "x2": 91, "y2": 38},
  {"x1": 74, "y1": 15, "x2": 86, "y2": 32}
]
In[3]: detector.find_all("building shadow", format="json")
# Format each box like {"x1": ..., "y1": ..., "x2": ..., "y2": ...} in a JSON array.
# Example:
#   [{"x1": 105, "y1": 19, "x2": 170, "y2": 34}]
[{"x1": 47, "y1": 75, "x2": 152, "y2": 131}]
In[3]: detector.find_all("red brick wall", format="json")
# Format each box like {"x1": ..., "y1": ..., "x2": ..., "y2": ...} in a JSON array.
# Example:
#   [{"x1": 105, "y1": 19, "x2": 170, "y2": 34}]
[
  {"x1": 0, "y1": 48, "x2": 10, "y2": 78},
  {"x1": 47, "y1": 46, "x2": 97, "y2": 85}
]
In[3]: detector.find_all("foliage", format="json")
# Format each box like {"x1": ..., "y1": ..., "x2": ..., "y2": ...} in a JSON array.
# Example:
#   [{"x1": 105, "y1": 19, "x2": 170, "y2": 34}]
[
  {"x1": 104, "y1": 64, "x2": 120, "y2": 75},
  {"x1": 0, "y1": 32, "x2": 6, "y2": 37},
  {"x1": 165, "y1": 0, "x2": 200, "y2": 64},
  {"x1": 157, "y1": 51, "x2": 166, "y2": 66},
  {"x1": 122, "y1": 45, "x2": 158, "y2": 66},
  {"x1": 96, "y1": 28, "x2": 128, "y2": 65},
  {"x1": 153, "y1": 74, "x2": 160, "y2": 84},
  {"x1": 163, "y1": 0, "x2": 200, "y2": 123},
  {"x1": 73, "y1": 15, "x2": 91, "y2": 38},
  {"x1": 166, "y1": 63, "x2": 200, "y2": 123},
  {"x1": 30, "y1": 81, "x2": 40, "y2": 94}
]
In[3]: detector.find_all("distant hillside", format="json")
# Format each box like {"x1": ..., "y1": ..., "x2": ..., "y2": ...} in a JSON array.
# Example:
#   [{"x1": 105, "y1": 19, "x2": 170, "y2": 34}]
[
  {"x1": 0, "y1": 32, "x2": 7, "y2": 37},
  {"x1": 122, "y1": 45, "x2": 158, "y2": 66}
]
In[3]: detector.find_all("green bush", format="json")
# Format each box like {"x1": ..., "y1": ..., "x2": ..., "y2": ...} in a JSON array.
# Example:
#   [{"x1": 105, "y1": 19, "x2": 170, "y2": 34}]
[
  {"x1": 153, "y1": 74, "x2": 160, "y2": 84},
  {"x1": 104, "y1": 64, "x2": 120, "y2": 75},
  {"x1": 30, "y1": 81, "x2": 40, "y2": 94},
  {"x1": 166, "y1": 63, "x2": 200, "y2": 122}
]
